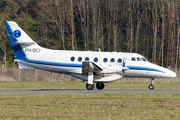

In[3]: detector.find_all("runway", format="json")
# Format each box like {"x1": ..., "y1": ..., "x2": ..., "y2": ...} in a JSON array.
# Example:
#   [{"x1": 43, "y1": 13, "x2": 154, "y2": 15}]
[{"x1": 0, "y1": 89, "x2": 179, "y2": 94}]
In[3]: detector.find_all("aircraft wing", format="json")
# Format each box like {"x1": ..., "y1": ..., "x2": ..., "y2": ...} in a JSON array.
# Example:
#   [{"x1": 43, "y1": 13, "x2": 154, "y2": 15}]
[{"x1": 82, "y1": 61, "x2": 103, "y2": 75}]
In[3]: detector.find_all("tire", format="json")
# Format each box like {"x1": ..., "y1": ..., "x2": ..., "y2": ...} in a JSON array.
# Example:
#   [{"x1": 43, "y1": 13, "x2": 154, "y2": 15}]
[
  {"x1": 148, "y1": 84, "x2": 154, "y2": 90},
  {"x1": 86, "y1": 83, "x2": 94, "y2": 90},
  {"x1": 96, "y1": 82, "x2": 105, "y2": 90}
]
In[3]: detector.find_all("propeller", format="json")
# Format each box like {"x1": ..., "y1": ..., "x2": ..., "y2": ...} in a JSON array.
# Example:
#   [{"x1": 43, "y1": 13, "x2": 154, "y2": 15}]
[
  {"x1": 122, "y1": 57, "x2": 129, "y2": 79},
  {"x1": 122, "y1": 58, "x2": 126, "y2": 78},
  {"x1": 123, "y1": 58, "x2": 126, "y2": 67}
]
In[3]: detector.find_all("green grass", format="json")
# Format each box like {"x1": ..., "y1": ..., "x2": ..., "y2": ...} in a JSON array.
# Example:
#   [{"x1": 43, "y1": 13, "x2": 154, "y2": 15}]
[
  {"x1": 0, "y1": 81, "x2": 179, "y2": 119},
  {"x1": 0, "y1": 80, "x2": 179, "y2": 90},
  {"x1": 0, "y1": 94, "x2": 180, "y2": 119}
]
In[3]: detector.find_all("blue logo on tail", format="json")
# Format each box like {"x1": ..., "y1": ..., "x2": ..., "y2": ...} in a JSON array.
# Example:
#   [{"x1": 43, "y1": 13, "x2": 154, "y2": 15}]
[{"x1": 13, "y1": 30, "x2": 21, "y2": 38}]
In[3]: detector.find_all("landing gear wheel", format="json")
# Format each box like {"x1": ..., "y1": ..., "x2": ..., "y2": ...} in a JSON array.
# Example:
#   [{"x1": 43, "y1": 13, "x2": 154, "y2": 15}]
[
  {"x1": 86, "y1": 83, "x2": 94, "y2": 90},
  {"x1": 148, "y1": 84, "x2": 154, "y2": 90},
  {"x1": 96, "y1": 82, "x2": 105, "y2": 90}
]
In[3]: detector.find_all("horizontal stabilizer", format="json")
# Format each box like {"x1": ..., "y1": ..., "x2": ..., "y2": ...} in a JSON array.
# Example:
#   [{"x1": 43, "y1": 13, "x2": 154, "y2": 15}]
[
  {"x1": 17, "y1": 63, "x2": 35, "y2": 69},
  {"x1": 14, "y1": 41, "x2": 35, "y2": 45}
]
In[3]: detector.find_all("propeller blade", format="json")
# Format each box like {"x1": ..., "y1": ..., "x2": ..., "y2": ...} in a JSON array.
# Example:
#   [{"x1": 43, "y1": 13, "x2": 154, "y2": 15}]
[
  {"x1": 122, "y1": 57, "x2": 128, "y2": 78},
  {"x1": 123, "y1": 57, "x2": 126, "y2": 67}
]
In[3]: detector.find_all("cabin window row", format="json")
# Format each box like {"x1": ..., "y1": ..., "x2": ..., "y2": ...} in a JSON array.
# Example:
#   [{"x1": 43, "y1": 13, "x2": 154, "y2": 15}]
[
  {"x1": 70, "y1": 57, "x2": 122, "y2": 63},
  {"x1": 131, "y1": 57, "x2": 147, "y2": 61}
]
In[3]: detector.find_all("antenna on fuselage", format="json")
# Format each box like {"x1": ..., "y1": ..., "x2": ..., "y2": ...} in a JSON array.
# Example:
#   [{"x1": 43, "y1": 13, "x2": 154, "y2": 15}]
[
  {"x1": 168, "y1": 65, "x2": 171, "y2": 69},
  {"x1": 97, "y1": 48, "x2": 101, "y2": 52}
]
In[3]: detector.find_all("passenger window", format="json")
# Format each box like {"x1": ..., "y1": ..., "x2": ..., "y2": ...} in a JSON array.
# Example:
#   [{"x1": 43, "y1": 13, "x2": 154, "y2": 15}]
[
  {"x1": 85, "y1": 57, "x2": 89, "y2": 61},
  {"x1": 131, "y1": 57, "x2": 136, "y2": 61},
  {"x1": 110, "y1": 58, "x2": 115, "y2": 62},
  {"x1": 71, "y1": 57, "x2": 75, "y2": 62},
  {"x1": 94, "y1": 57, "x2": 98, "y2": 62},
  {"x1": 78, "y1": 57, "x2": 82, "y2": 62},
  {"x1": 118, "y1": 58, "x2": 122, "y2": 63},
  {"x1": 103, "y1": 58, "x2": 108, "y2": 62},
  {"x1": 137, "y1": 57, "x2": 141, "y2": 61}
]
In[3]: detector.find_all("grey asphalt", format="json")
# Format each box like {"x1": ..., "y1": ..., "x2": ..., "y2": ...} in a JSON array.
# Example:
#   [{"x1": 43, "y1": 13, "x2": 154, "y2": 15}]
[{"x1": 0, "y1": 89, "x2": 179, "y2": 94}]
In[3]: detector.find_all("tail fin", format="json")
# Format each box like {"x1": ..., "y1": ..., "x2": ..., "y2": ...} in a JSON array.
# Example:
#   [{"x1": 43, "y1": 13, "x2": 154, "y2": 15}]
[{"x1": 4, "y1": 21, "x2": 37, "y2": 59}]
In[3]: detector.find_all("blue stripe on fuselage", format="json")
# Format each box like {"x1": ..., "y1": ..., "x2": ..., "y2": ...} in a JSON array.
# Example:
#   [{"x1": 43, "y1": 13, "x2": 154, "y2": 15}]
[
  {"x1": 18, "y1": 58, "x2": 82, "y2": 68},
  {"x1": 126, "y1": 66, "x2": 165, "y2": 73}
]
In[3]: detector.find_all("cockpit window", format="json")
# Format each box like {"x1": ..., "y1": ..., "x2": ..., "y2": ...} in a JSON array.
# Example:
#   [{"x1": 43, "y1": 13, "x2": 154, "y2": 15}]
[
  {"x1": 131, "y1": 57, "x2": 136, "y2": 61},
  {"x1": 141, "y1": 57, "x2": 147, "y2": 61},
  {"x1": 137, "y1": 57, "x2": 141, "y2": 61}
]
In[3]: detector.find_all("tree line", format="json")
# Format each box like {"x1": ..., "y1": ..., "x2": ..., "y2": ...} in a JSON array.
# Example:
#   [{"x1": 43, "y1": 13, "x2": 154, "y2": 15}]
[{"x1": 0, "y1": 0, "x2": 180, "y2": 71}]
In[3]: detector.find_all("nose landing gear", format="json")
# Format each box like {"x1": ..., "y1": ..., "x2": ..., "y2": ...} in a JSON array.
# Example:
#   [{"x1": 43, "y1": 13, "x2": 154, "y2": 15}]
[{"x1": 148, "y1": 78, "x2": 155, "y2": 90}]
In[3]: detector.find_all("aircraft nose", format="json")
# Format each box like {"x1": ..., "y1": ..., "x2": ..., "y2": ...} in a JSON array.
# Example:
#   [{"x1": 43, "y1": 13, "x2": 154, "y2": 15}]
[{"x1": 169, "y1": 71, "x2": 176, "y2": 78}]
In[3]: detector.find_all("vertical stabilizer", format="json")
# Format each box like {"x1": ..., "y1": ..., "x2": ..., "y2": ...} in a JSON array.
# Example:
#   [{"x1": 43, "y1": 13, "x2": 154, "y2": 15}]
[{"x1": 4, "y1": 21, "x2": 38, "y2": 59}]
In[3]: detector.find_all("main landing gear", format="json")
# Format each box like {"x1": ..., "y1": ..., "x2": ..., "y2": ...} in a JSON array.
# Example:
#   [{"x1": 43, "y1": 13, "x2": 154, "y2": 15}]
[
  {"x1": 86, "y1": 72, "x2": 94, "y2": 90},
  {"x1": 96, "y1": 82, "x2": 105, "y2": 90},
  {"x1": 86, "y1": 82, "x2": 105, "y2": 90},
  {"x1": 148, "y1": 78, "x2": 155, "y2": 90},
  {"x1": 86, "y1": 72, "x2": 105, "y2": 90},
  {"x1": 86, "y1": 83, "x2": 95, "y2": 90}
]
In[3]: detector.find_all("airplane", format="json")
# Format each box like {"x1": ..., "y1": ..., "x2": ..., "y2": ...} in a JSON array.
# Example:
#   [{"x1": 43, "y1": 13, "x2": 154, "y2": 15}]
[{"x1": 4, "y1": 21, "x2": 176, "y2": 90}]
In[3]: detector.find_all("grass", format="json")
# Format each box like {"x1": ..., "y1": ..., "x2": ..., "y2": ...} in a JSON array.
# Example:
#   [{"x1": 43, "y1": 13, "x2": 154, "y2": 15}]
[
  {"x1": 0, "y1": 80, "x2": 179, "y2": 119},
  {"x1": 0, "y1": 80, "x2": 179, "y2": 90},
  {"x1": 0, "y1": 94, "x2": 180, "y2": 119}
]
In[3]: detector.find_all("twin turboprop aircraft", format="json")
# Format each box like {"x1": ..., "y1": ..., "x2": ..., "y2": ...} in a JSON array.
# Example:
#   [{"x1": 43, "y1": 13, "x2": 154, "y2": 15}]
[{"x1": 4, "y1": 21, "x2": 176, "y2": 90}]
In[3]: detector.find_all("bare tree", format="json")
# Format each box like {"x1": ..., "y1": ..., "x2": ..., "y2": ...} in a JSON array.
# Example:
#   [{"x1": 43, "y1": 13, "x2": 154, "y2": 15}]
[
  {"x1": 76, "y1": 0, "x2": 89, "y2": 50},
  {"x1": 129, "y1": 0, "x2": 133, "y2": 52},
  {"x1": 113, "y1": 0, "x2": 118, "y2": 51},
  {"x1": 91, "y1": 0, "x2": 98, "y2": 50},
  {"x1": 0, "y1": 29, "x2": 8, "y2": 69},
  {"x1": 107, "y1": 0, "x2": 112, "y2": 51},
  {"x1": 158, "y1": 0, "x2": 165, "y2": 66},
  {"x1": 152, "y1": 0, "x2": 158, "y2": 64},
  {"x1": 38, "y1": 0, "x2": 67, "y2": 50},
  {"x1": 135, "y1": 0, "x2": 143, "y2": 53},
  {"x1": 175, "y1": 0, "x2": 180, "y2": 72},
  {"x1": 70, "y1": 0, "x2": 76, "y2": 50},
  {"x1": 170, "y1": 0, "x2": 175, "y2": 67}
]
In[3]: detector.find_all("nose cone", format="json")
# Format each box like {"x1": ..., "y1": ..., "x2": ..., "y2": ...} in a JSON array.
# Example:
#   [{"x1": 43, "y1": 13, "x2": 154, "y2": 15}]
[{"x1": 169, "y1": 71, "x2": 176, "y2": 78}]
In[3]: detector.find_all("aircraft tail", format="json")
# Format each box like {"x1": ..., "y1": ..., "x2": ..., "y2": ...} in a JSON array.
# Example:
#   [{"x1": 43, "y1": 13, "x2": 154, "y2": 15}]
[
  {"x1": 4, "y1": 21, "x2": 40, "y2": 59},
  {"x1": 4, "y1": 21, "x2": 41, "y2": 69}
]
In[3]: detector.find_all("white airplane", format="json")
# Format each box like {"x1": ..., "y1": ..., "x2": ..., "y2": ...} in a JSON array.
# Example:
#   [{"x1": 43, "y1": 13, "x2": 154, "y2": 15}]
[{"x1": 4, "y1": 21, "x2": 176, "y2": 90}]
